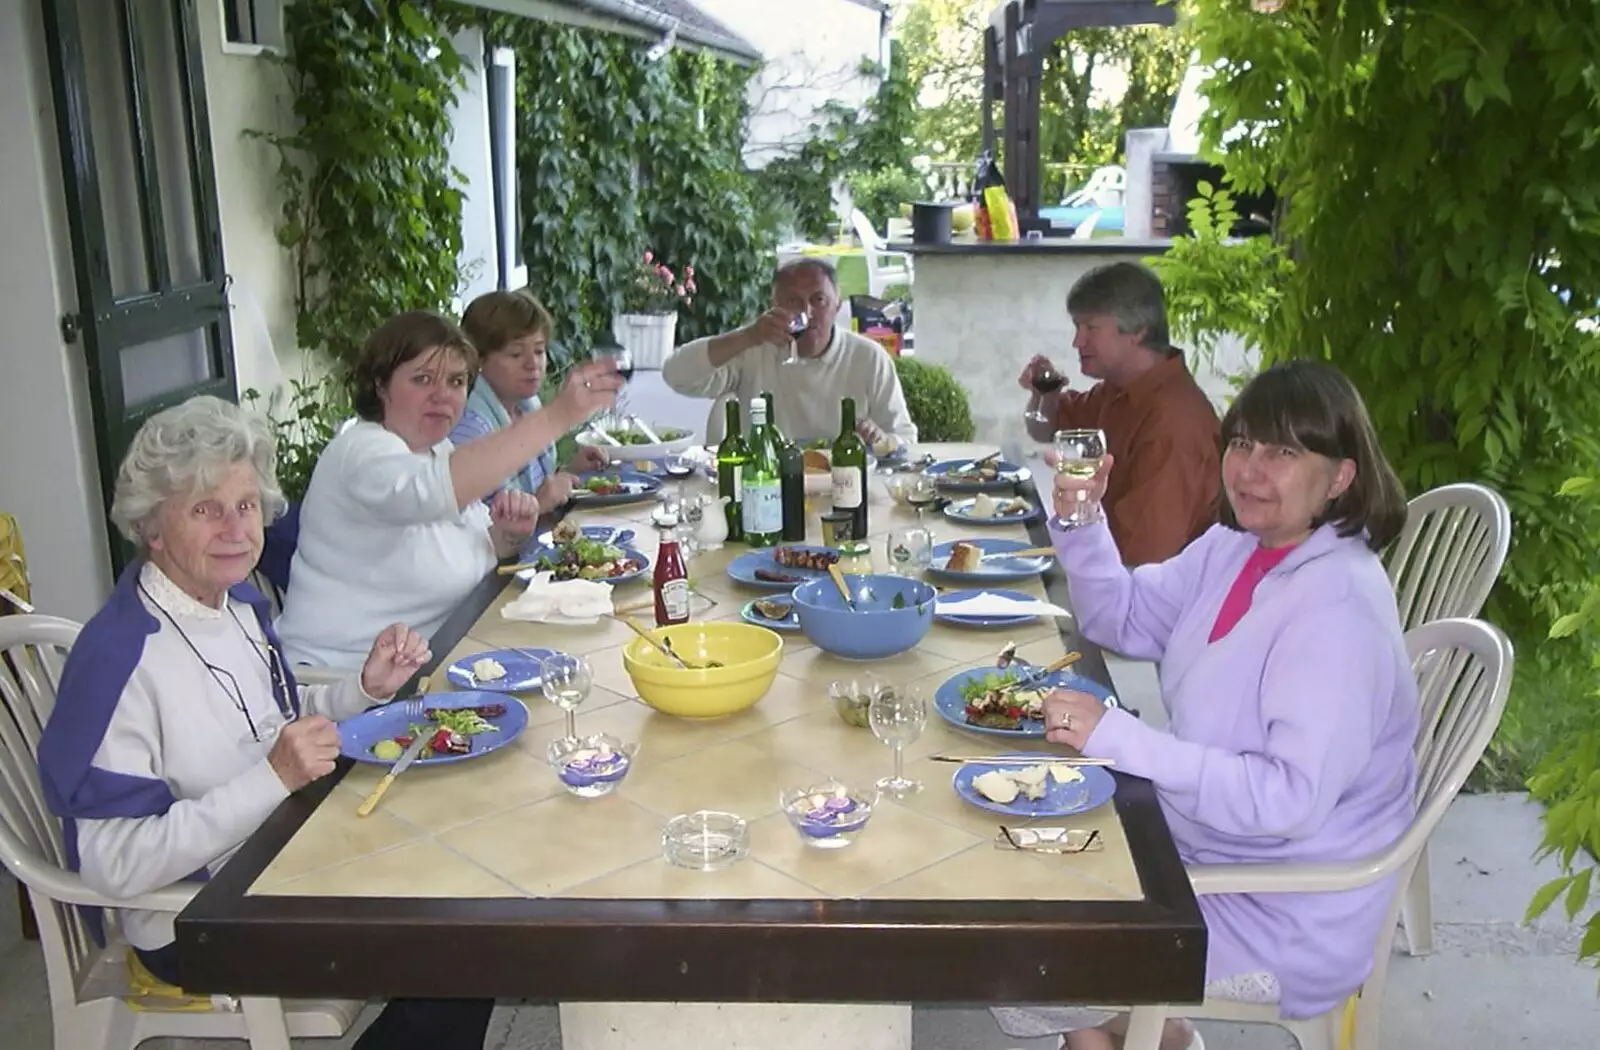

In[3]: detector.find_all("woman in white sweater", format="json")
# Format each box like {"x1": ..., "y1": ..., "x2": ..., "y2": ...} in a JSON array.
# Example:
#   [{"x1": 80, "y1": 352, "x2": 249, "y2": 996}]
[
  {"x1": 38, "y1": 395, "x2": 492, "y2": 1048},
  {"x1": 276, "y1": 310, "x2": 622, "y2": 668}
]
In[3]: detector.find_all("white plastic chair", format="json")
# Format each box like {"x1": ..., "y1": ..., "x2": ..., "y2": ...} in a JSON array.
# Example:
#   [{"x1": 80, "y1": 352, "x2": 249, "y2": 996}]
[
  {"x1": 0, "y1": 614, "x2": 362, "y2": 1050},
  {"x1": 1123, "y1": 617, "x2": 1513, "y2": 1050},
  {"x1": 1062, "y1": 164, "x2": 1127, "y2": 208},
  {"x1": 1383, "y1": 482, "x2": 1511, "y2": 954},
  {"x1": 850, "y1": 208, "x2": 914, "y2": 298},
  {"x1": 1072, "y1": 209, "x2": 1103, "y2": 240}
]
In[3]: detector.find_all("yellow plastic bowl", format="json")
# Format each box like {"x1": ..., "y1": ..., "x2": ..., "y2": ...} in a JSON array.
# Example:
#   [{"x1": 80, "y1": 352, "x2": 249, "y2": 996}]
[{"x1": 622, "y1": 622, "x2": 785, "y2": 718}]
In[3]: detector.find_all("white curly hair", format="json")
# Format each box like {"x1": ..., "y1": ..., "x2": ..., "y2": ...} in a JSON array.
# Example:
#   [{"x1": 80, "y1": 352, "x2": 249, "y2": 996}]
[{"x1": 109, "y1": 395, "x2": 287, "y2": 550}]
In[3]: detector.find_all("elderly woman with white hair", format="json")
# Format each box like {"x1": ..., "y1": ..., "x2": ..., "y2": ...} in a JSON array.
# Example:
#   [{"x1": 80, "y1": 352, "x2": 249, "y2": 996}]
[{"x1": 38, "y1": 395, "x2": 494, "y2": 1050}]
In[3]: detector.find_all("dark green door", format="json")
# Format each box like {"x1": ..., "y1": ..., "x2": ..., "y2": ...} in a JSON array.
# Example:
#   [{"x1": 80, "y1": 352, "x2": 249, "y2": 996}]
[{"x1": 40, "y1": 0, "x2": 237, "y2": 570}]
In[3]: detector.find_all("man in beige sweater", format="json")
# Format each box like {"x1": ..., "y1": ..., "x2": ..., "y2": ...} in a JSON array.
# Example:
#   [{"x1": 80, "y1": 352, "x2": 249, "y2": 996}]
[{"x1": 662, "y1": 258, "x2": 917, "y2": 448}]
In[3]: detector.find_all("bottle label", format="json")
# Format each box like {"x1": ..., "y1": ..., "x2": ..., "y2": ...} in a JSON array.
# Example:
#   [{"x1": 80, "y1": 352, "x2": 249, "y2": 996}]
[
  {"x1": 741, "y1": 479, "x2": 783, "y2": 535},
  {"x1": 658, "y1": 578, "x2": 690, "y2": 624},
  {"x1": 718, "y1": 463, "x2": 742, "y2": 499},
  {"x1": 832, "y1": 466, "x2": 863, "y2": 509}
]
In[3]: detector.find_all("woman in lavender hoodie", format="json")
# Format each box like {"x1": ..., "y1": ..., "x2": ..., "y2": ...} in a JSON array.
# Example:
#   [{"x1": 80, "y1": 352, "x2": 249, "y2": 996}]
[{"x1": 995, "y1": 361, "x2": 1416, "y2": 1050}]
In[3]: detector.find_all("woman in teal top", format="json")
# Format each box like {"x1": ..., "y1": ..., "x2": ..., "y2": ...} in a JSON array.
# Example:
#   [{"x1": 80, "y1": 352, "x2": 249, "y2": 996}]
[{"x1": 450, "y1": 289, "x2": 609, "y2": 505}]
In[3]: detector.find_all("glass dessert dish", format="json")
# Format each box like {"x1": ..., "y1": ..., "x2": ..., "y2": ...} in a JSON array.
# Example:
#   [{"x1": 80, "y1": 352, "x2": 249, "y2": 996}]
[
  {"x1": 780, "y1": 781, "x2": 878, "y2": 849},
  {"x1": 547, "y1": 733, "x2": 636, "y2": 798}
]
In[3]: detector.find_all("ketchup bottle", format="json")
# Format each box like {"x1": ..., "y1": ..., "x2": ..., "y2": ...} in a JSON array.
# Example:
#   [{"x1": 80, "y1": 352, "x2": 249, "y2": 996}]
[{"x1": 653, "y1": 514, "x2": 690, "y2": 627}]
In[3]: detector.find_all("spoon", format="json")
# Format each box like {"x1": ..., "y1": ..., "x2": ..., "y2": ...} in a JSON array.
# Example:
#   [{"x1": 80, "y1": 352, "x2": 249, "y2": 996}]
[
  {"x1": 662, "y1": 635, "x2": 722, "y2": 669},
  {"x1": 612, "y1": 615, "x2": 690, "y2": 669},
  {"x1": 827, "y1": 563, "x2": 859, "y2": 612}
]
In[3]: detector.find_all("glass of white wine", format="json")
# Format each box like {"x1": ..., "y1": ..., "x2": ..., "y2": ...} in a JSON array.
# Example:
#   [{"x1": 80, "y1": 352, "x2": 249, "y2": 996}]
[
  {"x1": 869, "y1": 684, "x2": 928, "y2": 799},
  {"x1": 1052, "y1": 428, "x2": 1108, "y2": 528},
  {"x1": 540, "y1": 653, "x2": 593, "y2": 744}
]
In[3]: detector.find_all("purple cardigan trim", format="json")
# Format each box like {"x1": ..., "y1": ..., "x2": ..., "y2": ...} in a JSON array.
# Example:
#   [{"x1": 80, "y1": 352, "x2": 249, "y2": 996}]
[{"x1": 36, "y1": 561, "x2": 302, "y2": 943}]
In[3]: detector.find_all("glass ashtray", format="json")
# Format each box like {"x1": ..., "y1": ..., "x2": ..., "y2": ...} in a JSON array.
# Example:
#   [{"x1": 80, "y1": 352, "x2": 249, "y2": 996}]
[
  {"x1": 780, "y1": 781, "x2": 878, "y2": 850},
  {"x1": 662, "y1": 810, "x2": 749, "y2": 870},
  {"x1": 547, "y1": 734, "x2": 636, "y2": 798}
]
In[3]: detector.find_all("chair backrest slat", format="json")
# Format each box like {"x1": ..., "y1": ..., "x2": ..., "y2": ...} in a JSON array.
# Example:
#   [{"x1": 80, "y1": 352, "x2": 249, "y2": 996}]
[
  {"x1": 0, "y1": 615, "x2": 101, "y2": 979},
  {"x1": 1386, "y1": 484, "x2": 1511, "y2": 630}
]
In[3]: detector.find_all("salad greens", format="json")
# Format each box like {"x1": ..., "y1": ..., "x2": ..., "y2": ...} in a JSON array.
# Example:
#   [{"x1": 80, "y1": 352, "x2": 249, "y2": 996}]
[{"x1": 959, "y1": 669, "x2": 1020, "y2": 702}]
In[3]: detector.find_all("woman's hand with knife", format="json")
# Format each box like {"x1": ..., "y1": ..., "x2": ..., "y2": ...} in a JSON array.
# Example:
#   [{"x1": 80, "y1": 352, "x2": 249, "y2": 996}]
[{"x1": 359, "y1": 623, "x2": 432, "y2": 700}]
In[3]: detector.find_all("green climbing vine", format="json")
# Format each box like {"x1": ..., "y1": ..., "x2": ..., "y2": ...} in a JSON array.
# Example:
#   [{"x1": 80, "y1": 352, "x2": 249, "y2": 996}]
[
  {"x1": 486, "y1": 18, "x2": 772, "y2": 370},
  {"x1": 251, "y1": 0, "x2": 469, "y2": 373}
]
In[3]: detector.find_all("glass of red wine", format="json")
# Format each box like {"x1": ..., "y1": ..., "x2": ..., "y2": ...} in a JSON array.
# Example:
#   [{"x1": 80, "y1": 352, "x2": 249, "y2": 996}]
[
  {"x1": 1024, "y1": 366, "x2": 1065, "y2": 426},
  {"x1": 596, "y1": 345, "x2": 634, "y2": 383},
  {"x1": 781, "y1": 309, "x2": 812, "y2": 367}
]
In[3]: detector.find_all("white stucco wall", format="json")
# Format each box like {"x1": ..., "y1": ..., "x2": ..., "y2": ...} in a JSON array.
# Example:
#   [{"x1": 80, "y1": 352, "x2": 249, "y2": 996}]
[
  {"x1": 696, "y1": 0, "x2": 887, "y2": 167},
  {"x1": 199, "y1": 0, "x2": 302, "y2": 397},
  {"x1": 0, "y1": 0, "x2": 116, "y2": 621}
]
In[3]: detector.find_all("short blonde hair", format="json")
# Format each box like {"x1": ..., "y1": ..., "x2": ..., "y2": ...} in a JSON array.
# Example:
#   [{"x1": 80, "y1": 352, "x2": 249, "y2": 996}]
[{"x1": 109, "y1": 395, "x2": 287, "y2": 550}]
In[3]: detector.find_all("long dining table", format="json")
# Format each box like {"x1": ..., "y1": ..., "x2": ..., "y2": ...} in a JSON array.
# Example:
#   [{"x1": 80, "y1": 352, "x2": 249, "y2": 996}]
[{"x1": 175, "y1": 442, "x2": 1205, "y2": 1050}]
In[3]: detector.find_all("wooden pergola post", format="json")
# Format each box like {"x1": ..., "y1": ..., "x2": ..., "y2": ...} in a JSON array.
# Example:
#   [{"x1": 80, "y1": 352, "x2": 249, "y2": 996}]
[{"x1": 982, "y1": 0, "x2": 1178, "y2": 219}]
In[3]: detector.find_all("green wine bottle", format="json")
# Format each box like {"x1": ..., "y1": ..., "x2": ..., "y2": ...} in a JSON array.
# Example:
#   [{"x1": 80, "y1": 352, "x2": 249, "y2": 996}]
[
  {"x1": 740, "y1": 398, "x2": 783, "y2": 547},
  {"x1": 764, "y1": 393, "x2": 806, "y2": 542},
  {"x1": 715, "y1": 399, "x2": 748, "y2": 542},
  {"x1": 831, "y1": 397, "x2": 869, "y2": 539}
]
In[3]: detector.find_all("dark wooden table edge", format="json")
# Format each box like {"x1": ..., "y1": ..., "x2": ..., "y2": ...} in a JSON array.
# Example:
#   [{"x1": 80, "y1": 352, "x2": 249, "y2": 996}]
[{"x1": 178, "y1": 484, "x2": 1207, "y2": 1003}]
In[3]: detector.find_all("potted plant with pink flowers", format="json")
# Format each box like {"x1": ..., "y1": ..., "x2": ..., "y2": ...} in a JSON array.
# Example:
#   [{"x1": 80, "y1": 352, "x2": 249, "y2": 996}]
[{"x1": 612, "y1": 250, "x2": 696, "y2": 369}]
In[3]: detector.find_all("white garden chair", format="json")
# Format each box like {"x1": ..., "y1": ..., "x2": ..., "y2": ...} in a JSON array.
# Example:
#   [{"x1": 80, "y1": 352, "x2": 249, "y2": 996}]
[
  {"x1": 0, "y1": 614, "x2": 362, "y2": 1050},
  {"x1": 1384, "y1": 482, "x2": 1511, "y2": 955},
  {"x1": 1072, "y1": 210, "x2": 1103, "y2": 240},
  {"x1": 850, "y1": 208, "x2": 914, "y2": 298},
  {"x1": 1121, "y1": 617, "x2": 1513, "y2": 1050}
]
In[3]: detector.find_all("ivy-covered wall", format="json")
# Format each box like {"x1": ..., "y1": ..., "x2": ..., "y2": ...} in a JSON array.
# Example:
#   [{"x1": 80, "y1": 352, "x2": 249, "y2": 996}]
[{"x1": 490, "y1": 18, "x2": 773, "y2": 369}]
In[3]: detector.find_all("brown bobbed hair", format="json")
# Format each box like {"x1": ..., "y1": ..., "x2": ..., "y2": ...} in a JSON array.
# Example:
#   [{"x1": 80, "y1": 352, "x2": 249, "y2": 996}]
[
  {"x1": 1219, "y1": 360, "x2": 1407, "y2": 551},
  {"x1": 460, "y1": 289, "x2": 554, "y2": 357},
  {"x1": 351, "y1": 310, "x2": 478, "y2": 422}
]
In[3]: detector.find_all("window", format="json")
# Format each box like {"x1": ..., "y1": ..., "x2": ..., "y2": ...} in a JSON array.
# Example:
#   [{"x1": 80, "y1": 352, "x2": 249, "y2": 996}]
[
  {"x1": 221, "y1": 0, "x2": 285, "y2": 54},
  {"x1": 486, "y1": 46, "x2": 525, "y2": 290}
]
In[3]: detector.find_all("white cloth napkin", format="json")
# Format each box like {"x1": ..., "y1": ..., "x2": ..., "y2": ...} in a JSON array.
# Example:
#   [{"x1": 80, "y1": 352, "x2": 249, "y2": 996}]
[
  {"x1": 501, "y1": 571, "x2": 615, "y2": 625},
  {"x1": 935, "y1": 592, "x2": 1073, "y2": 619}
]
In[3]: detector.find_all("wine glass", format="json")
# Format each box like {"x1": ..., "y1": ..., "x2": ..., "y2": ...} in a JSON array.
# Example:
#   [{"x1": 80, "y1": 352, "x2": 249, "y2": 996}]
[
  {"x1": 869, "y1": 684, "x2": 927, "y2": 799},
  {"x1": 663, "y1": 451, "x2": 695, "y2": 503},
  {"x1": 904, "y1": 475, "x2": 941, "y2": 528},
  {"x1": 592, "y1": 346, "x2": 633, "y2": 430},
  {"x1": 540, "y1": 653, "x2": 593, "y2": 744},
  {"x1": 1024, "y1": 366, "x2": 1066, "y2": 427},
  {"x1": 885, "y1": 525, "x2": 933, "y2": 577},
  {"x1": 1051, "y1": 428, "x2": 1108, "y2": 529},
  {"x1": 781, "y1": 309, "x2": 811, "y2": 367}
]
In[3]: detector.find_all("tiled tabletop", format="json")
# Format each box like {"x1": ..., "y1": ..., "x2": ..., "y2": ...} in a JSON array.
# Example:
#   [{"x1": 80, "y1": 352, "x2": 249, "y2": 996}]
[{"x1": 247, "y1": 444, "x2": 1144, "y2": 906}]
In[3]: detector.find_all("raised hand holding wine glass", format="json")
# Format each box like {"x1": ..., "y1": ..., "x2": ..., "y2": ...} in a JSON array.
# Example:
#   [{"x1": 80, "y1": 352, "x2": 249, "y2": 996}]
[{"x1": 1047, "y1": 433, "x2": 1112, "y2": 530}]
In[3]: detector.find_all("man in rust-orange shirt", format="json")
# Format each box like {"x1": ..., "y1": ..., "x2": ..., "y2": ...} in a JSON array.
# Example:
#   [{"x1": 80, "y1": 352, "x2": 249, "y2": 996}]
[{"x1": 1021, "y1": 262, "x2": 1221, "y2": 565}]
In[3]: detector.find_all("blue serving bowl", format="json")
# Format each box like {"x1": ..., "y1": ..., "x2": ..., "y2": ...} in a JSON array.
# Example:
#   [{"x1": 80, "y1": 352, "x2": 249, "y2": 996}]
[{"x1": 790, "y1": 574, "x2": 937, "y2": 660}]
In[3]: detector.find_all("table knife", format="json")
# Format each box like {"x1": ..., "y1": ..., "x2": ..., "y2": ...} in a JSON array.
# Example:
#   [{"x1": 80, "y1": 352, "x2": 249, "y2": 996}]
[{"x1": 356, "y1": 730, "x2": 431, "y2": 817}]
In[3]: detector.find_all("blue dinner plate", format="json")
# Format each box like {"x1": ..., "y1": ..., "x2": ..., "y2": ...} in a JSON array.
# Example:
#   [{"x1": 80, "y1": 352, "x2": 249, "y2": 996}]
[
  {"x1": 515, "y1": 539, "x2": 651, "y2": 585},
  {"x1": 952, "y1": 755, "x2": 1118, "y2": 817},
  {"x1": 339, "y1": 691, "x2": 530, "y2": 766},
  {"x1": 445, "y1": 646, "x2": 564, "y2": 692},
  {"x1": 933, "y1": 664, "x2": 1120, "y2": 739},
  {"x1": 726, "y1": 545, "x2": 836, "y2": 589},
  {"x1": 924, "y1": 457, "x2": 1029, "y2": 492},
  {"x1": 928, "y1": 538, "x2": 1052, "y2": 582},
  {"x1": 570, "y1": 470, "x2": 662, "y2": 506},
  {"x1": 942, "y1": 496, "x2": 1042, "y2": 526},
  {"x1": 934, "y1": 588, "x2": 1041, "y2": 628},
  {"x1": 741, "y1": 597, "x2": 802, "y2": 631}
]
